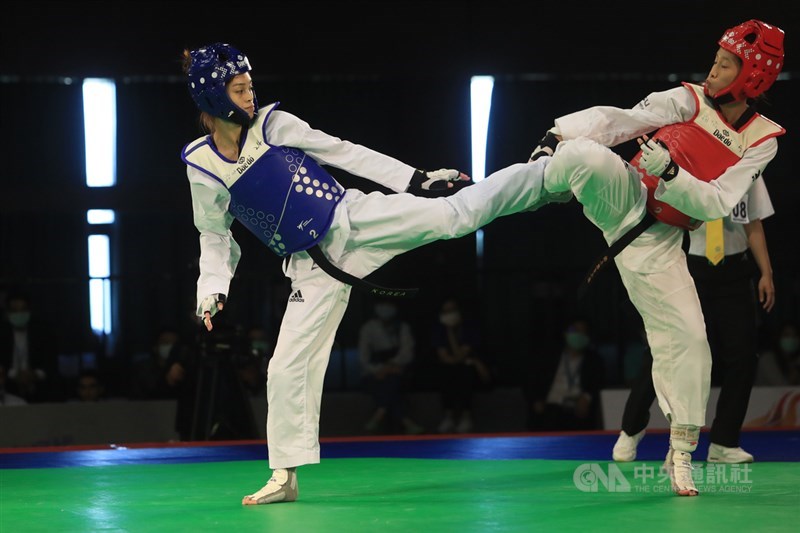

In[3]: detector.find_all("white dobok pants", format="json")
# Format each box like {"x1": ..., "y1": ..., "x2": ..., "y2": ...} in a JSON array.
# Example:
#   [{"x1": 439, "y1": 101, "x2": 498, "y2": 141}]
[
  {"x1": 267, "y1": 161, "x2": 552, "y2": 468},
  {"x1": 544, "y1": 138, "x2": 711, "y2": 432}
]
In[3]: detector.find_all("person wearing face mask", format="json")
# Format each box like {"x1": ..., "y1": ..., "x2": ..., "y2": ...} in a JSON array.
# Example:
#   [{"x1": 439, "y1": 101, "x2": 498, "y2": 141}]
[
  {"x1": 756, "y1": 324, "x2": 800, "y2": 386},
  {"x1": 526, "y1": 319, "x2": 604, "y2": 432},
  {"x1": 0, "y1": 291, "x2": 59, "y2": 402},
  {"x1": 432, "y1": 298, "x2": 491, "y2": 434},
  {"x1": 358, "y1": 299, "x2": 422, "y2": 434},
  {"x1": 129, "y1": 327, "x2": 191, "y2": 400}
]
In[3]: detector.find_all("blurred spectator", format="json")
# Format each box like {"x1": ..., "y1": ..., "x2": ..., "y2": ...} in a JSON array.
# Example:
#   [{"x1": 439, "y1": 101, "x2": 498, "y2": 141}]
[
  {"x1": 236, "y1": 326, "x2": 270, "y2": 397},
  {"x1": 358, "y1": 299, "x2": 423, "y2": 434},
  {"x1": 526, "y1": 318, "x2": 604, "y2": 431},
  {"x1": 431, "y1": 298, "x2": 491, "y2": 434},
  {"x1": 622, "y1": 327, "x2": 650, "y2": 387},
  {"x1": 756, "y1": 323, "x2": 800, "y2": 386},
  {"x1": 189, "y1": 321, "x2": 259, "y2": 441},
  {"x1": 74, "y1": 370, "x2": 106, "y2": 402},
  {"x1": 0, "y1": 366, "x2": 27, "y2": 406},
  {"x1": 129, "y1": 326, "x2": 193, "y2": 400},
  {"x1": 0, "y1": 291, "x2": 60, "y2": 402}
]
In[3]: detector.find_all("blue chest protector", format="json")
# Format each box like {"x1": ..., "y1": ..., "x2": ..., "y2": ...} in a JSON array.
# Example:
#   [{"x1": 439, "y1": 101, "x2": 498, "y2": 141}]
[
  {"x1": 182, "y1": 103, "x2": 344, "y2": 257},
  {"x1": 183, "y1": 103, "x2": 418, "y2": 299}
]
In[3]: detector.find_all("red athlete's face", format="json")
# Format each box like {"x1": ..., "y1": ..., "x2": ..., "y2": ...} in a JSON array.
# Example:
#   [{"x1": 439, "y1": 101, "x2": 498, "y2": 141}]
[
  {"x1": 705, "y1": 48, "x2": 741, "y2": 97},
  {"x1": 227, "y1": 73, "x2": 255, "y2": 118}
]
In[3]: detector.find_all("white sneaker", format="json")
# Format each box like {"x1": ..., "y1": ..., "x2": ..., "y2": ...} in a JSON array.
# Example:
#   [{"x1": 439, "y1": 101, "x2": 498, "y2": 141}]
[
  {"x1": 612, "y1": 430, "x2": 645, "y2": 462},
  {"x1": 707, "y1": 443, "x2": 754, "y2": 463},
  {"x1": 665, "y1": 448, "x2": 699, "y2": 496},
  {"x1": 242, "y1": 468, "x2": 298, "y2": 505}
]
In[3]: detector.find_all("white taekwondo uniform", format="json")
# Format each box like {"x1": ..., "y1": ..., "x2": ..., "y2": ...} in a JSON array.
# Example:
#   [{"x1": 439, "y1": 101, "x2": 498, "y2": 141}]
[
  {"x1": 184, "y1": 103, "x2": 559, "y2": 467},
  {"x1": 544, "y1": 83, "x2": 783, "y2": 439}
]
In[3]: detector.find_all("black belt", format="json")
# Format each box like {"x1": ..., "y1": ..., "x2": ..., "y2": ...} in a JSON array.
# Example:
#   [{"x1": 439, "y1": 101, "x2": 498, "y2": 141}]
[
  {"x1": 577, "y1": 212, "x2": 658, "y2": 299},
  {"x1": 306, "y1": 245, "x2": 419, "y2": 299}
]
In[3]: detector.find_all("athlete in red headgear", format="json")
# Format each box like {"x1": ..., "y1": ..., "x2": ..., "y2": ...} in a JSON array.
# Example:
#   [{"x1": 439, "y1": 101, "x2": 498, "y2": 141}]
[
  {"x1": 529, "y1": 19, "x2": 785, "y2": 496},
  {"x1": 709, "y1": 19, "x2": 784, "y2": 104}
]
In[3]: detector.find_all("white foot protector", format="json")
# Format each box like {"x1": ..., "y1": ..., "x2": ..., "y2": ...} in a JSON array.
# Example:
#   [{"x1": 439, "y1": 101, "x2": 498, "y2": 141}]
[
  {"x1": 242, "y1": 468, "x2": 299, "y2": 505},
  {"x1": 665, "y1": 448, "x2": 699, "y2": 497}
]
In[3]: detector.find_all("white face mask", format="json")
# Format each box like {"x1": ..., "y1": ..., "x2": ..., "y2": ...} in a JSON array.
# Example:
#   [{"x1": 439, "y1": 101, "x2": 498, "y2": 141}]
[
  {"x1": 157, "y1": 343, "x2": 174, "y2": 359},
  {"x1": 8, "y1": 311, "x2": 31, "y2": 329},
  {"x1": 440, "y1": 311, "x2": 461, "y2": 327}
]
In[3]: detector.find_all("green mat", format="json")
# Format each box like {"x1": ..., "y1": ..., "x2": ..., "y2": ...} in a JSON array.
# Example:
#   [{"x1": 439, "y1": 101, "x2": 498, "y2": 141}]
[{"x1": 2, "y1": 459, "x2": 797, "y2": 532}]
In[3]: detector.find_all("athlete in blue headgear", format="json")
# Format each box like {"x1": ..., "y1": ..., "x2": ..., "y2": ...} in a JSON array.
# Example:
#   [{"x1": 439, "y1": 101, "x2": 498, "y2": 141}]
[{"x1": 181, "y1": 42, "x2": 570, "y2": 505}]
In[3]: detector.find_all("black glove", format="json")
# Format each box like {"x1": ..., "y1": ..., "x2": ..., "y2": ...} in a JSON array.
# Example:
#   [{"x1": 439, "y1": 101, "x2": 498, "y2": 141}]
[
  {"x1": 199, "y1": 293, "x2": 226, "y2": 318},
  {"x1": 529, "y1": 130, "x2": 560, "y2": 162},
  {"x1": 407, "y1": 168, "x2": 473, "y2": 198}
]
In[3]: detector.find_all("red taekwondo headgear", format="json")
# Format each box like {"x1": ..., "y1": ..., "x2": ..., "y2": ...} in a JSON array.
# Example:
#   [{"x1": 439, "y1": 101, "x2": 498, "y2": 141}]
[{"x1": 708, "y1": 19, "x2": 785, "y2": 104}]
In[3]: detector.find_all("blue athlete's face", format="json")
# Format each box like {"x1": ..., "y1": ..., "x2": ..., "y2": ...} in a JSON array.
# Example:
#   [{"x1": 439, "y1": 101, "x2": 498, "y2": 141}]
[{"x1": 226, "y1": 73, "x2": 255, "y2": 119}]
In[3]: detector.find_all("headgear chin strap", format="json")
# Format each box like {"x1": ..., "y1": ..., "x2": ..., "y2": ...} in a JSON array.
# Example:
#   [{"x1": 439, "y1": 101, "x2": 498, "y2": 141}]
[
  {"x1": 706, "y1": 19, "x2": 784, "y2": 105},
  {"x1": 187, "y1": 43, "x2": 257, "y2": 126}
]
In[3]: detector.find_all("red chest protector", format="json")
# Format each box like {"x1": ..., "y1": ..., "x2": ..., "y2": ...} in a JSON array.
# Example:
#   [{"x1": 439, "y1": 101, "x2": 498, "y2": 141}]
[{"x1": 631, "y1": 83, "x2": 784, "y2": 230}]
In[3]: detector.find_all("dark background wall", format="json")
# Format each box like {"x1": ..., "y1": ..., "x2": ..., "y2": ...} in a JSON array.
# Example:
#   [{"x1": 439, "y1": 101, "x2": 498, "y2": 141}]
[{"x1": 2, "y1": 1, "x2": 798, "y2": 394}]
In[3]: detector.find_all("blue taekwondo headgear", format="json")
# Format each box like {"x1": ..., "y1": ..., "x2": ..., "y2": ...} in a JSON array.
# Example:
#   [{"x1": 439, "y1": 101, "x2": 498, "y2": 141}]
[{"x1": 187, "y1": 43, "x2": 257, "y2": 126}]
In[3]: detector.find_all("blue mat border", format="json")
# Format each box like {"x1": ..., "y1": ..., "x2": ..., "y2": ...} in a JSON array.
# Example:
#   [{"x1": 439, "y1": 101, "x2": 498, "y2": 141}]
[{"x1": 2, "y1": 430, "x2": 798, "y2": 469}]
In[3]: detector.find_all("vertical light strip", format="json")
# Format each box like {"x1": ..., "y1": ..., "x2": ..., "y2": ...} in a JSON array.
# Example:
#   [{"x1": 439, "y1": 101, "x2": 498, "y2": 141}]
[
  {"x1": 88, "y1": 234, "x2": 111, "y2": 335},
  {"x1": 82, "y1": 78, "x2": 117, "y2": 187},
  {"x1": 83, "y1": 78, "x2": 117, "y2": 338},
  {"x1": 470, "y1": 76, "x2": 494, "y2": 183},
  {"x1": 470, "y1": 76, "x2": 494, "y2": 261}
]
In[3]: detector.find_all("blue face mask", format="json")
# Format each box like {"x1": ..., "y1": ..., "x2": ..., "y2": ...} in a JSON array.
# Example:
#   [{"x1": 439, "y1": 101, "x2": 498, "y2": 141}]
[
  {"x1": 251, "y1": 340, "x2": 270, "y2": 354},
  {"x1": 565, "y1": 332, "x2": 589, "y2": 351},
  {"x1": 157, "y1": 344, "x2": 174, "y2": 359},
  {"x1": 780, "y1": 337, "x2": 799, "y2": 354},
  {"x1": 8, "y1": 311, "x2": 31, "y2": 329}
]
